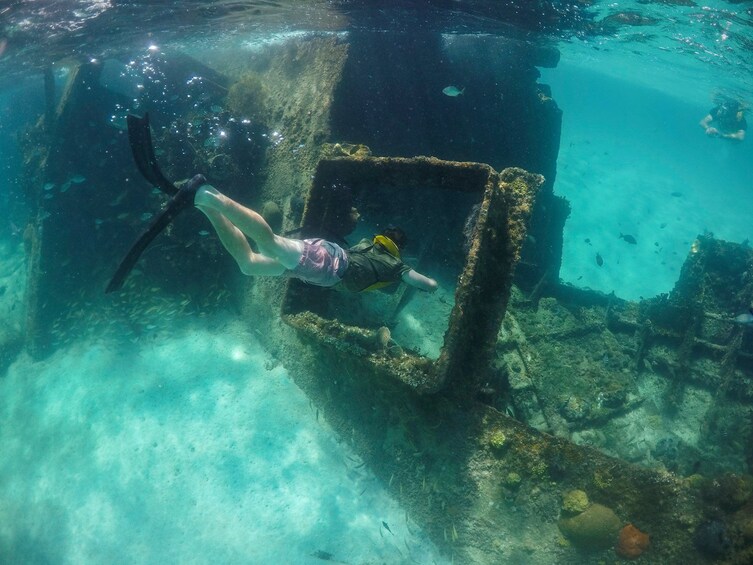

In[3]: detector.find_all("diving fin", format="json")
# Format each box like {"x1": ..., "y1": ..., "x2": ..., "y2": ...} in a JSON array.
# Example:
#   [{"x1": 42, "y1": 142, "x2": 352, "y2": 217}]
[
  {"x1": 105, "y1": 173, "x2": 206, "y2": 293},
  {"x1": 105, "y1": 111, "x2": 206, "y2": 293},
  {"x1": 126, "y1": 113, "x2": 178, "y2": 196}
]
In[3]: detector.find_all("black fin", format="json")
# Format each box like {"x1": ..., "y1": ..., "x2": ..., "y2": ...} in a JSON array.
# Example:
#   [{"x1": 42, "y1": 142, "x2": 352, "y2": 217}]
[
  {"x1": 107, "y1": 113, "x2": 208, "y2": 294},
  {"x1": 126, "y1": 113, "x2": 178, "y2": 196},
  {"x1": 105, "y1": 174, "x2": 206, "y2": 293},
  {"x1": 105, "y1": 202, "x2": 180, "y2": 293}
]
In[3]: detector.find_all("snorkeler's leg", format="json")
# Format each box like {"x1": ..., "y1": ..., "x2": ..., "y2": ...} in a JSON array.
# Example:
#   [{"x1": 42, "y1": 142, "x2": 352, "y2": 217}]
[
  {"x1": 198, "y1": 206, "x2": 287, "y2": 276},
  {"x1": 195, "y1": 185, "x2": 303, "y2": 269}
]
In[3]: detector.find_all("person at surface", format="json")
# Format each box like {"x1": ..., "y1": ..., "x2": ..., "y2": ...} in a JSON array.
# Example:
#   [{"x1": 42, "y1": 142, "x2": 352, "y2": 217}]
[
  {"x1": 699, "y1": 98, "x2": 747, "y2": 141},
  {"x1": 191, "y1": 180, "x2": 438, "y2": 293}
]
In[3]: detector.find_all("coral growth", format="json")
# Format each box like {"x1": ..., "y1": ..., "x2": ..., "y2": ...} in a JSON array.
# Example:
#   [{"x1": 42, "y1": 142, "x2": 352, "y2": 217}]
[
  {"x1": 593, "y1": 468, "x2": 614, "y2": 490},
  {"x1": 375, "y1": 326, "x2": 391, "y2": 350},
  {"x1": 503, "y1": 472, "x2": 522, "y2": 489},
  {"x1": 558, "y1": 503, "x2": 621, "y2": 550},
  {"x1": 487, "y1": 429, "x2": 507, "y2": 450},
  {"x1": 616, "y1": 523, "x2": 650, "y2": 560},
  {"x1": 562, "y1": 489, "x2": 590, "y2": 515}
]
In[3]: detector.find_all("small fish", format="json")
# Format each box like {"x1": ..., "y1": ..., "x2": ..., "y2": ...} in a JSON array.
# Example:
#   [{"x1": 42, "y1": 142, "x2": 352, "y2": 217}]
[
  {"x1": 670, "y1": 191, "x2": 683, "y2": 197},
  {"x1": 310, "y1": 550, "x2": 334, "y2": 561},
  {"x1": 660, "y1": 223, "x2": 667, "y2": 229},
  {"x1": 110, "y1": 192, "x2": 127, "y2": 207},
  {"x1": 596, "y1": 252, "x2": 604, "y2": 266},
  {"x1": 140, "y1": 212, "x2": 154, "y2": 221},
  {"x1": 211, "y1": 104, "x2": 223, "y2": 113},
  {"x1": 198, "y1": 230, "x2": 210, "y2": 236},
  {"x1": 584, "y1": 238, "x2": 591, "y2": 245},
  {"x1": 382, "y1": 521, "x2": 393, "y2": 534},
  {"x1": 442, "y1": 85, "x2": 465, "y2": 97},
  {"x1": 619, "y1": 233, "x2": 637, "y2": 244},
  {"x1": 69, "y1": 174, "x2": 86, "y2": 184},
  {"x1": 734, "y1": 309, "x2": 753, "y2": 325},
  {"x1": 61, "y1": 181, "x2": 72, "y2": 192},
  {"x1": 43, "y1": 193, "x2": 54, "y2": 200},
  {"x1": 43, "y1": 182, "x2": 55, "y2": 191}
]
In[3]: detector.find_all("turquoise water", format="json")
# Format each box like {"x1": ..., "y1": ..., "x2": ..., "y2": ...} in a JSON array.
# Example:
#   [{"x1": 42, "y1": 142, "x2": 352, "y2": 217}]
[
  {"x1": 544, "y1": 61, "x2": 753, "y2": 299},
  {"x1": 1, "y1": 1, "x2": 753, "y2": 563}
]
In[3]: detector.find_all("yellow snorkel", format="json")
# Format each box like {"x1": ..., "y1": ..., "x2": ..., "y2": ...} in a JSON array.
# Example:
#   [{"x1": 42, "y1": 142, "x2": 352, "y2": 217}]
[{"x1": 373, "y1": 234, "x2": 400, "y2": 259}]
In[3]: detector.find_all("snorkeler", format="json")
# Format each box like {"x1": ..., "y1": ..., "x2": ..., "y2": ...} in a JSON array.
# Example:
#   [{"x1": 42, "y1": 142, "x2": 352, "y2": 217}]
[
  {"x1": 107, "y1": 113, "x2": 437, "y2": 294},
  {"x1": 700, "y1": 98, "x2": 747, "y2": 141},
  {"x1": 192, "y1": 181, "x2": 438, "y2": 293}
]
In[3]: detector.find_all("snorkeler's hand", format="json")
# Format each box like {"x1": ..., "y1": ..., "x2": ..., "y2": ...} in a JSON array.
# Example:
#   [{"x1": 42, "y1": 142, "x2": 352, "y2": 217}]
[
  {"x1": 705, "y1": 127, "x2": 720, "y2": 137},
  {"x1": 402, "y1": 270, "x2": 438, "y2": 292}
]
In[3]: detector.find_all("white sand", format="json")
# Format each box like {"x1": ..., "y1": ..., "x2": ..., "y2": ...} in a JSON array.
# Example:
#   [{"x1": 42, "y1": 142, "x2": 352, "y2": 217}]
[{"x1": 0, "y1": 315, "x2": 444, "y2": 564}]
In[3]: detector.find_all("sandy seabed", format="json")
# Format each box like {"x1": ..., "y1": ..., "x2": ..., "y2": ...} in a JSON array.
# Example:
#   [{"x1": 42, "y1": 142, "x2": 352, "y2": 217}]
[{"x1": 0, "y1": 316, "x2": 444, "y2": 564}]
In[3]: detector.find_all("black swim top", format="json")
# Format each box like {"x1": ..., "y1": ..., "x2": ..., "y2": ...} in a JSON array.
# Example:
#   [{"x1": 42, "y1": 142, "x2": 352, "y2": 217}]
[
  {"x1": 710, "y1": 104, "x2": 747, "y2": 133},
  {"x1": 340, "y1": 238, "x2": 411, "y2": 292}
]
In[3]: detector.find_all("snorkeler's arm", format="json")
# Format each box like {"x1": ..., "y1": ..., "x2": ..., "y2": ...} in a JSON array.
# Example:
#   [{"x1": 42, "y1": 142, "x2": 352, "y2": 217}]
[
  {"x1": 700, "y1": 114, "x2": 721, "y2": 136},
  {"x1": 723, "y1": 129, "x2": 745, "y2": 141},
  {"x1": 402, "y1": 269, "x2": 438, "y2": 292}
]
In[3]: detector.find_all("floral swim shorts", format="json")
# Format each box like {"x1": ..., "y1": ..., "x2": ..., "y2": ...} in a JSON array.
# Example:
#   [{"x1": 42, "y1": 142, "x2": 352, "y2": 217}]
[{"x1": 288, "y1": 238, "x2": 349, "y2": 287}]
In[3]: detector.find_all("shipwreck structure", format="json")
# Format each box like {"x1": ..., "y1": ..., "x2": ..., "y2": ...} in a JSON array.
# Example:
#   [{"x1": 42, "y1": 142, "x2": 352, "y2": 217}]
[
  {"x1": 13, "y1": 31, "x2": 753, "y2": 564},
  {"x1": 282, "y1": 156, "x2": 542, "y2": 395}
]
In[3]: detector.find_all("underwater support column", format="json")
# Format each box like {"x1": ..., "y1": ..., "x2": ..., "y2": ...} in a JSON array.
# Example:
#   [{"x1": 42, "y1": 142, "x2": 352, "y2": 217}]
[{"x1": 21, "y1": 61, "x2": 105, "y2": 357}]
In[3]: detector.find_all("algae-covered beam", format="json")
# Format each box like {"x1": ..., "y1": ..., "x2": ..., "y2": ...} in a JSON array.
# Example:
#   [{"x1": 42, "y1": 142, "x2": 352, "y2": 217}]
[
  {"x1": 439, "y1": 168, "x2": 542, "y2": 394},
  {"x1": 22, "y1": 61, "x2": 104, "y2": 358}
]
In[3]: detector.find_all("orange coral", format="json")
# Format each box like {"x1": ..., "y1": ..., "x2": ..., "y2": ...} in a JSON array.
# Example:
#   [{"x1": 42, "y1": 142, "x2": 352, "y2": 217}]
[{"x1": 616, "y1": 523, "x2": 650, "y2": 559}]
